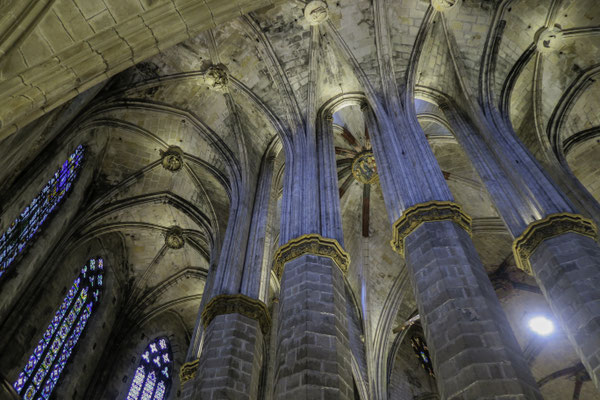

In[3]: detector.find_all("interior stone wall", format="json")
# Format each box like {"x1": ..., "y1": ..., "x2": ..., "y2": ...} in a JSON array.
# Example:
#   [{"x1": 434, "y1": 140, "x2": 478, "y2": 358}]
[
  {"x1": 0, "y1": 129, "x2": 108, "y2": 336},
  {"x1": 1, "y1": 235, "x2": 126, "y2": 400},
  {"x1": 90, "y1": 313, "x2": 188, "y2": 399}
]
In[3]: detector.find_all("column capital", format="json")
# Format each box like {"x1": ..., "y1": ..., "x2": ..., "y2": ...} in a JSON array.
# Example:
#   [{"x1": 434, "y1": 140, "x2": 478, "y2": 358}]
[
  {"x1": 201, "y1": 294, "x2": 271, "y2": 334},
  {"x1": 390, "y1": 201, "x2": 472, "y2": 257},
  {"x1": 513, "y1": 213, "x2": 598, "y2": 275},
  {"x1": 179, "y1": 359, "x2": 200, "y2": 385},
  {"x1": 273, "y1": 234, "x2": 350, "y2": 279}
]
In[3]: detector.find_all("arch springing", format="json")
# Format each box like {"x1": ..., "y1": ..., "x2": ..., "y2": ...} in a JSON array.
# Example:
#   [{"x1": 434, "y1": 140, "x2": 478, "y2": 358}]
[
  {"x1": 125, "y1": 337, "x2": 173, "y2": 400},
  {"x1": 13, "y1": 257, "x2": 104, "y2": 399},
  {"x1": 0, "y1": 145, "x2": 84, "y2": 278}
]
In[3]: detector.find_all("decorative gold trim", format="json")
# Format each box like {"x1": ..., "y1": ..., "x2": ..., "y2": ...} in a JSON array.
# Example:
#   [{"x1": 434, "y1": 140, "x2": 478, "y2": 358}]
[
  {"x1": 351, "y1": 150, "x2": 379, "y2": 185},
  {"x1": 272, "y1": 234, "x2": 350, "y2": 279},
  {"x1": 512, "y1": 213, "x2": 598, "y2": 275},
  {"x1": 179, "y1": 359, "x2": 199, "y2": 385},
  {"x1": 201, "y1": 294, "x2": 271, "y2": 334},
  {"x1": 390, "y1": 201, "x2": 472, "y2": 257}
]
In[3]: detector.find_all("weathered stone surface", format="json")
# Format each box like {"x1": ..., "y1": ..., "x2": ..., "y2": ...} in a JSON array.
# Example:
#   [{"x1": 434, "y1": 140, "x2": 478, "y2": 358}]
[
  {"x1": 192, "y1": 313, "x2": 264, "y2": 400},
  {"x1": 530, "y1": 233, "x2": 600, "y2": 389},
  {"x1": 404, "y1": 221, "x2": 543, "y2": 400},
  {"x1": 274, "y1": 254, "x2": 353, "y2": 400}
]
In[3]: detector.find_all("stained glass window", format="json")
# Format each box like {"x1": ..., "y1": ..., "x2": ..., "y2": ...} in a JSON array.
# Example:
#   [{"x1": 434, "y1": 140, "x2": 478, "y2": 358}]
[
  {"x1": 411, "y1": 336, "x2": 435, "y2": 377},
  {"x1": 0, "y1": 145, "x2": 84, "y2": 278},
  {"x1": 125, "y1": 337, "x2": 173, "y2": 400},
  {"x1": 13, "y1": 257, "x2": 104, "y2": 399}
]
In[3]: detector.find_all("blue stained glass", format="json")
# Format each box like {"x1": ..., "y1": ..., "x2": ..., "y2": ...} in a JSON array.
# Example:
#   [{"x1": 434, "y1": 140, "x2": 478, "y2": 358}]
[
  {"x1": 13, "y1": 257, "x2": 103, "y2": 399},
  {"x1": 0, "y1": 145, "x2": 84, "y2": 276},
  {"x1": 127, "y1": 367, "x2": 146, "y2": 400},
  {"x1": 140, "y1": 372, "x2": 156, "y2": 400},
  {"x1": 124, "y1": 337, "x2": 173, "y2": 400},
  {"x1": 40, "y1": 303, "x2": 92, "y2": 399},
  {"x1": 154, "y1": 381, "x2": 166, "y2": 400}
]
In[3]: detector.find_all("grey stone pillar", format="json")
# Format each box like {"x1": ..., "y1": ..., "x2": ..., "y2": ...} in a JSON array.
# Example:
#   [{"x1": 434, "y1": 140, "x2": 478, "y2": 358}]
[
  {"x1": 274, "y1": 253, "x2": 353, "y2": 399},
  {"x1": 530, "y1": 234, "x2": 600, "y2": 386},
  {"x1": 186, "y1": 149, "x2": 278, "y2": 399},
  {"x1": 405, "y1": 221, "x2": 541, "y2": 399},
  {"x1": 442, "y1": 102, "x2": 600, "y2": 391},
  {"x1": 272, "y1": 110, "x2": 353, "y2": 399},
  {"x1": 363, "y1": 104, "x2": 542, "y2": 399},
  {"x1": 194, "y1": 298, "x2": 268, "y2": 399},
  {"x1": 513, "y1": 215, "x2": 600, "y2": 388}
]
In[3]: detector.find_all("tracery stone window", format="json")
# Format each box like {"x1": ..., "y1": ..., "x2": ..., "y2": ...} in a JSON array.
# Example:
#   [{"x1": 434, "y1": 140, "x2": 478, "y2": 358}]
[
  {"x1": 126, "y1": 337, "x2": 173, "y2": 400},
  {"x1": 0, "y1": 145, "x2": 84, "y2": 278},
  {"x1": 13, "y1": 257, "x2": 104, "y2": 399}
]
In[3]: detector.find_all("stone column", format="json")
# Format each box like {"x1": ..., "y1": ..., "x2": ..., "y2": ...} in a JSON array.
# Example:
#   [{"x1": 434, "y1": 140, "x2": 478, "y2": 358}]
[
  {"x1": 442, "y1": 102, "x2": 600, "y2": 390},
  {"x1": 514, "y1": 215, "x2": 600, "y2": 387},
  {"x1": 273, "y1": 240, "x2": 353, "y2": 400},
  {"x1": 364, "y1": 104, "x2": 542, "y2": 399},
  {"x1": 192, "y1": 295, "x2": 269, "y2": 399},
  {"x1": 272, "y1": 110, "x2": 353, "y2": 399},
  {"x1": 185, "y1": 151, "x2": 277, "y2": 399}
]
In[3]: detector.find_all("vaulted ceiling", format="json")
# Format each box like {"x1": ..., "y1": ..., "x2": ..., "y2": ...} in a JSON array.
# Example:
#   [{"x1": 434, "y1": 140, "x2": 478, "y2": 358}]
[{"x1": 1, "y1": 0, "x2": 599, "y2": 398}]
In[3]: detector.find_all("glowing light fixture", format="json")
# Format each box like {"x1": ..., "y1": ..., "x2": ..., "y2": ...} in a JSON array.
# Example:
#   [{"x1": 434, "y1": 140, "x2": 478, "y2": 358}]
[{"x1": 529, "y1": 316, "x2": 554, "y2": 336}]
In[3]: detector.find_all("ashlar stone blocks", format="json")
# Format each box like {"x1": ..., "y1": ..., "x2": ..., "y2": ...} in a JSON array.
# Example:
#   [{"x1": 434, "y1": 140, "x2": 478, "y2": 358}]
[
  {"x1": 274, "y1": 254, "x2": 353, "y2": 400},
  {"x1": 192, "y1": 313, "x2": 264, "y2": 400},
  {"x1": 530, "y1": 233, "x2": 600, "y2": 389},
  {"x1": 404, "y1": 220, "x2": 543, "y2": 400}
]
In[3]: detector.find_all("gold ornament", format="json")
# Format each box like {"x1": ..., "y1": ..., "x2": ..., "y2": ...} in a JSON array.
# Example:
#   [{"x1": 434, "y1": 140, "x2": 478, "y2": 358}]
[
  {"x1": 512, "y1": 213, "x2": 597, "y2": 275},
  {"x1": 201, "y1": 294, "x2": 271, "y2": 334},
  {"x1": 272, "y1": 234, "x2": 350, "y2": 279},
  {"x1": 179, "y1": 359, "x2": 199, "y2": 385},
  {"x1": 352, "y1": 150, "x2": 379, "y2": 184},
  {"x1": 390, "y1": 201, "x2": 472, "y2": 257}
]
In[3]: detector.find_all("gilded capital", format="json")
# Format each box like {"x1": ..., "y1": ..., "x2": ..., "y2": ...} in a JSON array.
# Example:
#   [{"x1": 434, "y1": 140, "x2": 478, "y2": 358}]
[
  {"x1": 201, "y1": 294, "x2": 271, "y2": 334},
  {"x1": 512, "y1": 213, "x2": 598, "y2": 275},
  {"x1": 179, "y1": 359, "x2": 199, "y2": 385},
  {"x1": 390, "y1": 201, "x2": 472, "y2": 257},
  {"x1": 272, "y1": 234, "x2": 350, "y2": 279}
]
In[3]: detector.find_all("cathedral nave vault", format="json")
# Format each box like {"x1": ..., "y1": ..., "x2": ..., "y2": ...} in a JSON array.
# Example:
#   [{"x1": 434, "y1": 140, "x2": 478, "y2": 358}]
[{"x1": 0, "y1": 0, "x2": 599, "y2": 399}]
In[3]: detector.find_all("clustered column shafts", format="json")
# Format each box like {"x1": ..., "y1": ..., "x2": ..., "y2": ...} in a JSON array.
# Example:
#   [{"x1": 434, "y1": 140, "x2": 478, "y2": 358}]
[
  {"x1": 272, "y1": 113, "x2": 353, "y2": 399},
  {"x1": 363, "y1": 104, "x2": 543, "y2": 399},
  {"x1": 184, "y1": 153, "x2": 276, "y2": 400},
  {"x1": 441, "y1": 103, "x2": 600, "y2": 391}
]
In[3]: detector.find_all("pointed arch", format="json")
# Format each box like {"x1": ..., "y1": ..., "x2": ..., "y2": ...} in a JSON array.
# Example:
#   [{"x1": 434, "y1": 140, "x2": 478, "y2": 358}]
[
  {"x1": 0, "y1": 145, "x2": 84, "y2": 277},
  {"x1": 125, "y1": 337, "x2": 173, "y2": 400},
  {"x1": 13, "y1": 257, "x2": 104, "y2": 399}
]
